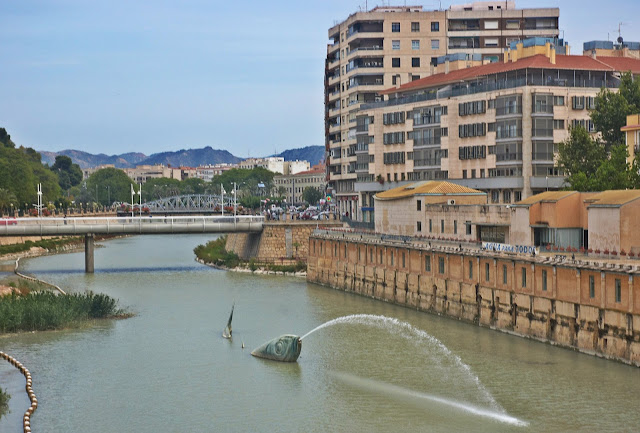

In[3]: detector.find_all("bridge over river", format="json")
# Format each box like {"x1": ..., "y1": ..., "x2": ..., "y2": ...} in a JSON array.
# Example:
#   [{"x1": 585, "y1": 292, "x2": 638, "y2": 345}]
[{"x1": 0, "y1": 215, "x2": 264, "y2": 273}]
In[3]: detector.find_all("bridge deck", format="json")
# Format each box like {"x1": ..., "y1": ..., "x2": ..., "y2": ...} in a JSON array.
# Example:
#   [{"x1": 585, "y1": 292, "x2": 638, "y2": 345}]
[{"x1": 0, "y1": 216, "x2": 264, "y2": 236}]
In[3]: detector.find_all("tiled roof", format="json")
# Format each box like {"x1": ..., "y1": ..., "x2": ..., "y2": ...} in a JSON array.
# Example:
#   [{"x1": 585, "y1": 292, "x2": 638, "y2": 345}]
[
  {"x1": 514, "y1": 191, "x2": 577, "y2": 206},
  {"x1": 380, "y1": 54, "x2": 640, "y2": 95},
  {"x1": 586, "y1": 190, "x2": 640, "y2": 207},
  {"x1": 375, "y1": 181, "x2": 484, "y2": 200}
]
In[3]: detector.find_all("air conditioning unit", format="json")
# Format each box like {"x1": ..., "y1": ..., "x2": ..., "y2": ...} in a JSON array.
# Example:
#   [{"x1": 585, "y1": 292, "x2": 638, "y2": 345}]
[{"x1": 447, "y1": 199, "x2": 455, "y2": 205}]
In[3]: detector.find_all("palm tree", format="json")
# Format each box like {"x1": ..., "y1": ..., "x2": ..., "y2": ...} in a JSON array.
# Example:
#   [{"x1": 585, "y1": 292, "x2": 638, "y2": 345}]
[{"x1": 0, "y1": 188, "x2": 17, "y2": 215}]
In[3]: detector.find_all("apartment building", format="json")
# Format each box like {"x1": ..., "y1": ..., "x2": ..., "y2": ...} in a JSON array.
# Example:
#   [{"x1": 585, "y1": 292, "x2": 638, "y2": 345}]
[
  {"x1": 325, "y1": 1, "x2": 560, "y2": 219},
  {"x1": 239, "y1": 157, "x2": 310, "y2": 175},
  {"x1": 273, "y1": 164, "x2": 327, "y2": 205},
  {"x1": 354, "y1": 38, "x2": 640, "y2": 223}
]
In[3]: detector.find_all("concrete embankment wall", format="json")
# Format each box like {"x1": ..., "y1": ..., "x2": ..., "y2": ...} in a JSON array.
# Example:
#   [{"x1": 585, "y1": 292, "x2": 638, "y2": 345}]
[
  {"x1": 226, "y1": 221, "x2": 343, "y2": 263},
  {"x1": 307, "y1": 233, "x2": 640, "y2": 367}
]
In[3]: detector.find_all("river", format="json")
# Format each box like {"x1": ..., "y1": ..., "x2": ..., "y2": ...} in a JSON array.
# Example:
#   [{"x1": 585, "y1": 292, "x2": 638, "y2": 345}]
[{"x1": 0, "y1": 234, "x2": 638, "y2": 432}]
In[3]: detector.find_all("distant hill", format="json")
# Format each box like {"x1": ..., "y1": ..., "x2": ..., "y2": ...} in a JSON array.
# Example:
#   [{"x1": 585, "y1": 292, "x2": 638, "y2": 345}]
[
  {"x1": 274, "y1": 145, "x2": 324, "y2": 165},
  {"x1": 40, "y1": 150, "x2": 147, "y2": 169},
  {"x1": 39, "y1": 145, "x2": 324, "y2": 170},
  {"x1": 139, "y1": 146, "x2": 241, "y2": 167}
]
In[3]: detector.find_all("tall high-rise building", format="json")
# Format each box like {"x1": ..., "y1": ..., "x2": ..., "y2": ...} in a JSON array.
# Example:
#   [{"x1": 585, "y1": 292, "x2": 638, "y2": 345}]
[{"x1": 325, "y1": 1, "x2": 560, "y2": 219}]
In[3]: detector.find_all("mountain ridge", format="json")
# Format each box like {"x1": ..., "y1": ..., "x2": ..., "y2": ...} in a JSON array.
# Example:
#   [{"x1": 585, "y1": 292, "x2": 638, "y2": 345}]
[{"x1": 39, "y1": 145, "x2": 324, "y2": 169}]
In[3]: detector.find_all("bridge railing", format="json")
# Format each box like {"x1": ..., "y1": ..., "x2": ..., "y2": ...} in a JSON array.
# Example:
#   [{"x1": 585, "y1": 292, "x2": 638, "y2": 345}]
[{"x1": 0, "y1": 215, "x2": 265, "y2": 235}]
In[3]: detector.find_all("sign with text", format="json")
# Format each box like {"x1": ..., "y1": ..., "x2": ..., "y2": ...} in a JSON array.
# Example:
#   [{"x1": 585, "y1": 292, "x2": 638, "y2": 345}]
[{"x1": 482, "y1": 242, "x2": 538, "y2": 255}]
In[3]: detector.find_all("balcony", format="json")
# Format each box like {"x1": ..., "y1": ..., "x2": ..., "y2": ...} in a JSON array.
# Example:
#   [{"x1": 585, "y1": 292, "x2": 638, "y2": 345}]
[
  {"x1": 531, "y1": 128, "x2": 553, "y2": 138},
  {"x1": 494, "y1": 152, "x2": 523, "y2": 162},
  {"x1": 412, "y1": 137, "x2": 441, "y2": 147},
  {"x1": 531, "y1": 152, "x2": 555, "y2": 161},
  {"x1": 495, "y1": 106, "x2": 523, "y2": 117},
  {"x1": 347, "y1": 21, "x2": 384, "y2": 38},
  {"x1": 448, "y1": 19, "x2": 480, "y2": 32},
  {"x1": 348, "y1": 45, "x2": 383, "y2": 56}
]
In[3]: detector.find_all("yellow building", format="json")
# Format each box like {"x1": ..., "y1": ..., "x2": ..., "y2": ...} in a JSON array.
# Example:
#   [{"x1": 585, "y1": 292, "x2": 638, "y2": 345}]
[{"x1": 621, "y1": 114, "x2": 640, "y2": 165}]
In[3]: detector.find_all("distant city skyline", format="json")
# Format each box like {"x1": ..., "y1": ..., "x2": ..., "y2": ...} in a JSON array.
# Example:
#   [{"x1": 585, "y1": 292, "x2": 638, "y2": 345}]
[{"x1": 1, "y1": 0, "x2": 638, "y2": 156}]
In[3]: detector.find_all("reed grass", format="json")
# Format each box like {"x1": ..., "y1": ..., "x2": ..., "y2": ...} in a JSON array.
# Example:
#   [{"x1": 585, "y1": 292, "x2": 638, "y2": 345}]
[
  {"x1": 0, "y1": 291, "x2": 127, "y2": 334},
  {"x1": 0, "y1": 388, "x2": 9, "y2": 419}
]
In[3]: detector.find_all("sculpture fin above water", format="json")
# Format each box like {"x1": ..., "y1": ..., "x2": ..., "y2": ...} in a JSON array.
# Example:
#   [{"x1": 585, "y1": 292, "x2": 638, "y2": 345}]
[
  {"x1": 222, "y1": 304, "x2": 234, "y2": 339},
  {"x1": 251, "y1": 334, "x2": 301, "y2": 362}
]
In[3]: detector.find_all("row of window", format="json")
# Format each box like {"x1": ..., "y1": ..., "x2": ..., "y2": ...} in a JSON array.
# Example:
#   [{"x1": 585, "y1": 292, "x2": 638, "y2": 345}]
[
  {"x1": 383, "y1": 111, "x2": 405, "y2": 125},
  {"x1": 459, "y1": 100, "x2": 486, "y2": 116},
  {"x1": 383, "y1": 151, "x2": 406, "y2": 165},
  {"x1": 394, "y1": 22, "x2": 440, "y2": 33},
  {"x1": 383, "y1": 131, "x2": 406, "y2": 145},
  {"x1": 459, "y1": 122, "x2": 486, "y2": 138},
  {"x1": 572, "y1": 96, "x2": 596, "y2": 110},
  {"x1": 392, "y1": 39, "x2": 441, "y2": 50},
  {"x1": 459, "y1": 145, "x2": 487, "y2": 160}
]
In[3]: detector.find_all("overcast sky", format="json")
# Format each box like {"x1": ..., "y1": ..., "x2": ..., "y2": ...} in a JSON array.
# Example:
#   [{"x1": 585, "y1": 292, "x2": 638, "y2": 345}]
[{"x1": 1, "y1": 0, "x2": 639, "y2": 157}]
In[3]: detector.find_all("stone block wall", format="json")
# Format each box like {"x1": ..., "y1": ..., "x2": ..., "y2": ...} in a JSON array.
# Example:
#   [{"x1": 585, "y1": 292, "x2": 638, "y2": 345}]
[{"x1": 307, "y1": 233, "x2": 640, "y2": 367}]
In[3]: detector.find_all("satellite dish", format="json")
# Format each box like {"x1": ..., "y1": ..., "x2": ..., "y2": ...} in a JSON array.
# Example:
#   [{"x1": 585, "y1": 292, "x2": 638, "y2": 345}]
[{"x1": 617, "y1": 36, "x2": 624, "y2": 44}]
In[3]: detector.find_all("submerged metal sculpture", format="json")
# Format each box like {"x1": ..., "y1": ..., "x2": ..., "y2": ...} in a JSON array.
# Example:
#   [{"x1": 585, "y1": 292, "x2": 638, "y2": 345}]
[
  {"x1": 222, "y1": 304, "x2": 234, "y2": 339},
  {"x1": 251, "y1": 334, "x2": 302, "y2": 362}
]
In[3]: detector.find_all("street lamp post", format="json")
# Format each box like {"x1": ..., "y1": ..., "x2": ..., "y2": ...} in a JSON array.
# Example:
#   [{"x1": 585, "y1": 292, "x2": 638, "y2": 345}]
[{"x1": 138, "y1": 183, "x2": 142, "y2": 217}]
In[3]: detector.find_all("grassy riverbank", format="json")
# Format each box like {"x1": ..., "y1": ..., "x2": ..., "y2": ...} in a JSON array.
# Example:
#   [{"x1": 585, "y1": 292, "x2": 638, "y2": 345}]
[
  {"x1": 194, "y1": 236, "x2": 306, "y2": 274},
  {"x1": 0, "y1": 291, "x2": 129, "y2": 334},
  {"x1": 0, "y1": 236, "x2": 83, "y2": 257}
]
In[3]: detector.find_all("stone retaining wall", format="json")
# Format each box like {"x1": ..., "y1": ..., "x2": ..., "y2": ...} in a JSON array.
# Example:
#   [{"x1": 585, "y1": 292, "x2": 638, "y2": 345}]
[
  {"x1": 226, "y1": 221, "x2": 343, "y2": 263},
  {"x1": 307, "y1": 232, "x2": 640, "y2": 367}
]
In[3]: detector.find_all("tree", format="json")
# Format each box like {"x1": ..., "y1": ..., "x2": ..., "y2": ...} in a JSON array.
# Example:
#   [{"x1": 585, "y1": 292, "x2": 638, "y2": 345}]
[
  {"x1": 142, "y1": 177, "x2": 181, "y2": 199},
  {"x1": 556, "y1": 125, "x2": 606, "y2": 191},
  {"x1": 302, "y1": 186, "x2": 323, "y2": 205},
  {"x1": 50, "y1": 155, "x2": 83, "y2": 190},
  {"x1": 0, "y1": 188, "x2": 17, "y2": 214},
  {"x1": 591, "y1": 143, "x2": 631, "y2": 190},
  {"x1": 85, "y1": 168, "x2": 135, "y2": 206},
  {"x1": 591, "y1": 71, "x2": 640, "y2": 146}
]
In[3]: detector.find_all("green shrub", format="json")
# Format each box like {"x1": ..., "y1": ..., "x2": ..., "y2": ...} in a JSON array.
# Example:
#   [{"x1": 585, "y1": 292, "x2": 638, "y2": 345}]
[{"x1": 193, "y1": 236, "x2": 240, "y2": 269}]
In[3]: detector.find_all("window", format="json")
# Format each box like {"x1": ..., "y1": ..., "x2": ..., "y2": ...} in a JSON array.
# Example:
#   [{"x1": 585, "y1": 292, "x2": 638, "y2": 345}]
[
  {"x1": 417, "y1": 200, "x2": 422, "y2": 211},
  {"x1": 429, "y1": 219, "x2": 432, "y2": 232},
  {"x1": 503, "y1": 190, "x2": 511, "y2": 203},
  {"x1": 392, "y1": 40, "x2": 400, "y2": 50},
  {"x1": 522, "y1": 267, "x2": 527, "y2": 288},
  {"x1": 392, "y1": 75, "x2": 398, "y2": 85},
  {"x1": 589, "y1": 275, "x2": 595, "y2": 298},
  {"x1": 542, "y1": 270, "x2": 547, "y2": 291},
  {"x1": 462, "y1": 170, "x2": 467, "y2": 179},
  {"x1": 402, "y1": 252, "x2": 406, "y2": 268},
  {"x1": 411, "y1": 74, "x2": 420, "y2": 81},
  {"x1": 484, "y1": 20, "x2": 499, "y2": 30},
  {"x1": 484, "y1": 38, "x2": 499, "y2": 47},
  {"x1": 480, "y1": 168, "x2": 485, "y2": 178},
  {"x1": 370, "y1": 249, "x2": 373, "y2": 263},
  {"x1": 392, "y1": 58, "x2": 400, "y2": 68},
  {"x1": 431, "y1": 21, "x2": 439, "y2": 32},
  {"x1": 466, "y1": 221, "x2": 472, "y2": 235},
  {"x1": 615, "y1": 279, "x2": 621, "y2": 303},
  {"x1": 412, "y1": 40, "x2": 420, "y2": 50},
  {"x1": 468, "y1": 260, "x2": 473, "y2": 279},
  {"x1": 390, "y1": 250, "x2": 394, "y2": 266},
  {"x1": 431, "y1": 39, "x2": 440, "y2": 50},
  {"x1": 572, "y1": 96, "x2": 585, "y2": 109},
  {"x1": 440, "y1": 219, "x2": 444, "y2": 233},
  {"x1": 454, "y1": 220, "x2": 458, "y2": 234},
  {"x1": 553, "y1": 119, "x2": 565, "y2": 130},
  {"x1": 554, "y1": 95, "x2": 565, "y2": 106},
  {"x1": 506, "y1": 19, "x2": 520, "y2": 30},
  {"x1": 471, "y1": 169, "x2": 476, "y2": 178},
  {"x1": 412, "y1": 57, "x2": 420, "y2": 67},
  {"x1": 380, "y1": 250, "x2": 383, "y2": 264},
  {"x1": 411, "y1": 22, "x2": 420, "y2": 32},
  {"x1": 431, "y1": 56, "x2": 438, "y2": 66},
  {"x1": 485, "y1": 263, "x2": 490, "y2": 282},
  {"x1": 425, "y1": 255, "x2": 431, "y2": 272},
  {"x1": 417, "y1": 221, "x2": 422, "y2": 232},
  {"x1": 392, "y1": 22, "x2": 400, "y2": 32},
  {"x1": 503, "y1": 265, "x2": 508, "y2": 284},
  {"x1": 439, "y1": 257, "x2": 445, "y2": 274},
  {"x1": 514, "y1": 191, "x2": 522, "y2": 202}
]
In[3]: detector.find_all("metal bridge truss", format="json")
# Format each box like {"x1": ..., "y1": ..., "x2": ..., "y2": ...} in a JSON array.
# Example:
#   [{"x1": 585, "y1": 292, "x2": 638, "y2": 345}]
[{"x1": 144, "y1": 194, "x2": 236, "y2": 214}]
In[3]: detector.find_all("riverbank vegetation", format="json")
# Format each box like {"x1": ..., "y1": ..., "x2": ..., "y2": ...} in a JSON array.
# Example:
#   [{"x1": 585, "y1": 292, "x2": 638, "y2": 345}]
[
  {"x1": 0, "y1": 388, "x2": 8, "y2": 419},
  {"x1": 194, "y1": 236, "x2": 306, "y2": 274},
  {"x1": 0, "y1": 236, "x2": 84, "y2": 257},
  {"x1": 194, "y1": 237, "x2": 240, "y2": 268},
  {"x1": 0, "y1": 291, "x2": 129, "y2": 334}
]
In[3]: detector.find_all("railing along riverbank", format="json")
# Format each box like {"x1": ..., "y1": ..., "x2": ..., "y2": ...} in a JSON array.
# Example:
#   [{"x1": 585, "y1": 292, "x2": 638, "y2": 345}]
[
  {"x1": 14, "y1": 258, "x2": 66, "y2": 295},
  {"x1": 0, "y1": 352, "x2": 37, "y2": 433}
]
